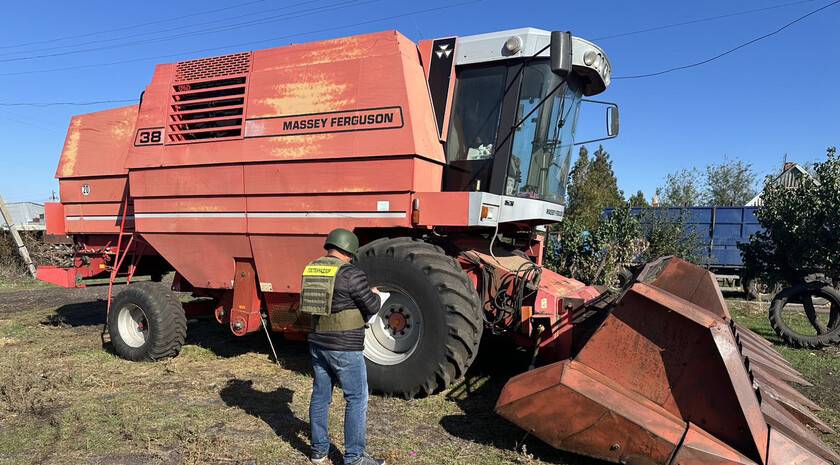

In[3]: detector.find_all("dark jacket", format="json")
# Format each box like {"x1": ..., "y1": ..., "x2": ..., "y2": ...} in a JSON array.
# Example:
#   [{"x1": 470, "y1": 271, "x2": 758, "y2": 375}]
[{"x1": 307, "y1": 260, "x2": 380, "y2": 351}]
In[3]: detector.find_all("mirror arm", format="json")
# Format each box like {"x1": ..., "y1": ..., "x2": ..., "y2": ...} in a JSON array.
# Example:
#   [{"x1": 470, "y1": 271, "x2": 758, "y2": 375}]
[
  {"x1": 573, "y1": 134, "x2": 618, "y2": 146},
  {"x1": 574, "y1": 99, "x2": 619, "y2": 146}
]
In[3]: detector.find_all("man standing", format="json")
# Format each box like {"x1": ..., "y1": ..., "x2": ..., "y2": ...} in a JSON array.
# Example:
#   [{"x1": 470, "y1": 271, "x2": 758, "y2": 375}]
[{"x1": 301, "y1": 228, "x2": 385, "y2": 465}]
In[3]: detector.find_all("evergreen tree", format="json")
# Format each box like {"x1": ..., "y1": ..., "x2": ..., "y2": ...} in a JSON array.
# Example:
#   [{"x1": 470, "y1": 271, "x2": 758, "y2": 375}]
[
  {"x1": 565, "y1": 145, "x2": 623, "y2": 230},
  {"x1": 628, "y1": 190, "x2": 649, "y2": 207},
  {"x1": 566, "y1": 146, "x2": 589, "y2": 214}
]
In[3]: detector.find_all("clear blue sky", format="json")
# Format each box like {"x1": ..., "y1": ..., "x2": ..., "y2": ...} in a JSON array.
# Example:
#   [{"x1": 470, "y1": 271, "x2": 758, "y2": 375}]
[{"x1": 0, "y1": 0, "x2": 837, "y2": 204}]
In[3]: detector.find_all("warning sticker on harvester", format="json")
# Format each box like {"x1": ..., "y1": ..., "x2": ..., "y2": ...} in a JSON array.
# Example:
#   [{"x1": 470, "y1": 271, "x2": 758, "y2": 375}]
[
  {"x1": 244, "y1": 106, "x2": 404, "y2": 137},
  {"x1": 302, "y1": 265, "x2": 340, "y2": 276}
]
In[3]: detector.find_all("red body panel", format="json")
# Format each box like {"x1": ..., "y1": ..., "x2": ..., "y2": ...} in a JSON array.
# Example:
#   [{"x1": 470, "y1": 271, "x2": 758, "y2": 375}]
[
  {"x1": 48, "y1": 30, "x2": 452, "y2": 293},
  {"x1": 54, "y1": 107, "x2": 135, "y2": 237},
  {"x1": 44, "y1": 202, "x2": 65, "y2": 236}
]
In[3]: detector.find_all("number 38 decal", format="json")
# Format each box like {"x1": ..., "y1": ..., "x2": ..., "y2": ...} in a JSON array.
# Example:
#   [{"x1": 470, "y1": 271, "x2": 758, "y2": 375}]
[{"x1": 134, "y1": 127, "x2": 164, "y2": 146}]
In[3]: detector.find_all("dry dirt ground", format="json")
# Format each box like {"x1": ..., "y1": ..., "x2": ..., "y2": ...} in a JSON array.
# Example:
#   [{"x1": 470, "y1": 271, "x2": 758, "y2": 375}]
[{"x1": 0, "y1": 282, "x2": 838, "y2": 465}]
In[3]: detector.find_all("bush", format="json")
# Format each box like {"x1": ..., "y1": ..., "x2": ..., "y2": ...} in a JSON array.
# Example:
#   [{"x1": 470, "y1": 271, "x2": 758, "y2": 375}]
[
  {"x1": 0, "y1": 232, "x2": 26, "y2": 281},
  {"x1": 546, "y1": 204, "x2": 705, "y2": 286},
  {"x1": 0, "y1": 230, "x2": 73, "y2": 281},
  {"x1": 636, "y1": 208, "x2": 706, "y2": 264},
  {"x1": 546, "y1": 204, "x2": 647, "y2": 286},
  {"x1": 740, "y1": 147, "x2": 840, "y2": 285}
]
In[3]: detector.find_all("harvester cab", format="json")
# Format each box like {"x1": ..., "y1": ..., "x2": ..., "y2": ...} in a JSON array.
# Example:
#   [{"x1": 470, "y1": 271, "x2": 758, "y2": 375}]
[
  {"x1": 437, "y1": 28, "x2": 616, "y2": 223},
  {"x1": 37, "y1": 26, "x2": 837, "y2": 465}
]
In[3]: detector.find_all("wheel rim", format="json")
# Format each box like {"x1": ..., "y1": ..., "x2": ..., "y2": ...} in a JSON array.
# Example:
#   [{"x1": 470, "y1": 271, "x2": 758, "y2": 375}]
[
  {"x1": 116, "y1": 303, "x2": 149, "y2": 348},
  {"x1": 751, "y1": 279, "x2": 780, "y2": 298},
  {"x1": 364, "y1": 288, "x2": 423, "y2": 365}
]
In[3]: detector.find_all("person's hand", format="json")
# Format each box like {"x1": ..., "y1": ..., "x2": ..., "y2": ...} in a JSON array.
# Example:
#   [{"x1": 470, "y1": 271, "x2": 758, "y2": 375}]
[{"x1": 371, "y1": 287, "x2": 380, "y2": 294}]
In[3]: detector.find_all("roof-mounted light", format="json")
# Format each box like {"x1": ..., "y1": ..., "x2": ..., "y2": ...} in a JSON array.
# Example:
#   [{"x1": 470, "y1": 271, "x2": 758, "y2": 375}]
[{"x1": 504, "y1": 36, "x2": 522, "y2": 54}]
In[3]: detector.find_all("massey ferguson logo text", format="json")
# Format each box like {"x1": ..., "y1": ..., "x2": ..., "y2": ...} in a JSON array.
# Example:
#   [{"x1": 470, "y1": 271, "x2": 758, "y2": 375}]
[{"x1": 245, "y1": 106, "x2": 403, "y2": 138}]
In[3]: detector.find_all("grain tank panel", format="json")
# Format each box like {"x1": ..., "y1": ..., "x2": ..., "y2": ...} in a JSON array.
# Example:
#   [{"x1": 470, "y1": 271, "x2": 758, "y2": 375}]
[
  {"x1": 55, "y1": 105, "x2": 137, "y2": 235},
  {"x1": 119, "y1": 30, "x2": 447, "y2": 292}
]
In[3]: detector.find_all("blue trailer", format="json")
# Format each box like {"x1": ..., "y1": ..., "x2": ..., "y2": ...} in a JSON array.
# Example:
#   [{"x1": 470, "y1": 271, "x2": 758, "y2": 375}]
[{"x1": 610, "y1": 206, "x2": 777, "y2": 299}]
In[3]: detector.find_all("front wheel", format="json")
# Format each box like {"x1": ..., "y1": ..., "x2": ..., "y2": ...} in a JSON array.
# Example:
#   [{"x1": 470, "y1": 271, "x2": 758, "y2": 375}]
[
  {"x1": 109, "y1": 282, "x2": 187, "y2": 361},
  {"x1": 354, "y1": 238, "x2": 482, "y2": 398}
]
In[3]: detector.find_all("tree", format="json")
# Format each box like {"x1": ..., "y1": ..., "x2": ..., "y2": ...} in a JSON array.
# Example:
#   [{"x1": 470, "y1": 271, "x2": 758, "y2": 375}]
[
  {"x1": 703, "y1": 156, "x2": 757, "y2": 205},
  {"x1": 740, "y1": 147, "x2": 840, "y2": 285},
  {"x1": 637, "y1": 208, "x2": 706, "y2": 264},
  {"x1": 628, "y1": 190, "x2": 649, "y2": 207},
  {"x1": 659, "y1": 168, "x2": 702, "y2": 206},
  {"x1": 565, "y1": 145, "x2": 623, "y2": 231},
  {"x1": 566, "y1": 146, "x2": 589, "y2": 217}
]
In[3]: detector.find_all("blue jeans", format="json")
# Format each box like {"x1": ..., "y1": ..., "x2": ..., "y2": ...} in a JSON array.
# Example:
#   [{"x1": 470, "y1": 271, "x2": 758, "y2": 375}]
[{"x1": 309, "y1": 344, "x2": 369, "y2": 464}]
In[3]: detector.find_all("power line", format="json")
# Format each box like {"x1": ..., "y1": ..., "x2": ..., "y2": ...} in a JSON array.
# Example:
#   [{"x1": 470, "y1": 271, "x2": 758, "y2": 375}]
[
  {"x1": 0, "y1": 0, "x2": 324, "y2": 58},
  {"x1": 613, "y1": 0, "x2": 840, "y2": 80},
  {"x1": 594, "y1": 0, "x2": 817, "y2": 41},
  {"x1": 0, "y1": 0, "x2": 373, "y2": 63},
  {"x1": 0, "y1": 0, "x2": 272, "y2": 51},
  {"x1": 0, "y1": 100, "x2": 137, "y2": 107},
  {"x1": 0, "y1": 0, "x2": 482, "y2": 77}
]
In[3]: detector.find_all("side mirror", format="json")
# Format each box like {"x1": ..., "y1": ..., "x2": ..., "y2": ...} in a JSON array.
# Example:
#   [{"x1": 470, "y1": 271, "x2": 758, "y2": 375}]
[
  {"x1": 550, "y1": 31, "x2": 573, "y2": 77},
  {"x1": 607, "y1": 104, "x2": 619, "y2": 137},
  {"x1": 574, "y1": 100, "x2": 620, "y2": 146}
]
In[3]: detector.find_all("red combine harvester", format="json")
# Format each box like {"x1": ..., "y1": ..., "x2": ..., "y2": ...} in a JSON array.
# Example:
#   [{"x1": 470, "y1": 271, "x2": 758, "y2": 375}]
[{"x1": 38, "y1": 28, "x2": 837, "y2": 464}]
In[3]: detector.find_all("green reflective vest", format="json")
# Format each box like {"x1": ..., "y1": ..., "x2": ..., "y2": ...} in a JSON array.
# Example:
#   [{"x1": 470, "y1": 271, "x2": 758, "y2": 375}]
[{"x1": 300, "y1": 256, "x2": 365, "y2": 332}]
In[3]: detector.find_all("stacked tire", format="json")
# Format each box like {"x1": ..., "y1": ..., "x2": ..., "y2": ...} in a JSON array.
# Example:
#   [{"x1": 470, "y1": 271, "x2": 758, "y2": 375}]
[{"x1": 769, "y1": 282, "x2": 840, "y2": 349}]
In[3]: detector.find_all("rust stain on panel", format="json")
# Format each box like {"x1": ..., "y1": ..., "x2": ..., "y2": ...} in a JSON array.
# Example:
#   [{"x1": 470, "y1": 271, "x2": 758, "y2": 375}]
[
  {"x1": 259, "y1": 73, "x2": 356, "y2": 116},
  {"x1": 56, "y1": 117, "x2": 82, "y2": 177}
]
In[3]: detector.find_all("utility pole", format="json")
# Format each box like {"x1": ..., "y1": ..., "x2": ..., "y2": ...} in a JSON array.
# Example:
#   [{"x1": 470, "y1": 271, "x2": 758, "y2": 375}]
[{"x1": 0, "y1": 194, "x2": 37, "y2": 278}]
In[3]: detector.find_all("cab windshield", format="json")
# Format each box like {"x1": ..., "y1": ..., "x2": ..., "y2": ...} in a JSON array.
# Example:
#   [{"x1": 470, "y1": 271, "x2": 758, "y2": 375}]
[{"x1": 506, "y1": 62, "x2": 582, "y2": 204}]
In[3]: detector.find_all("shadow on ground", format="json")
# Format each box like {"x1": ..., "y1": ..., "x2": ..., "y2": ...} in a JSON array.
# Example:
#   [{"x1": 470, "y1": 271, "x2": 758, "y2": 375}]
[
  {"x1": 439, "y1": 336, "x2": 608, "y2": 465},
  {"x1": 50, "y1": 300, "x2": 107, "y2": 326},
  {"x1": 39, "y1": 287, "x2": 311, "y2": 372},
  {"x1": 219, "y1": 379, "x2": 310, "y2": 456}
]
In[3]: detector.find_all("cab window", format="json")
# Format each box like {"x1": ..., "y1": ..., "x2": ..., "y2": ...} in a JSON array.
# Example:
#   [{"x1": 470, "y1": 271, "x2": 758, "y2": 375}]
[{"x1": 443, "y1": 65, "x2": 507, "y2": 191}]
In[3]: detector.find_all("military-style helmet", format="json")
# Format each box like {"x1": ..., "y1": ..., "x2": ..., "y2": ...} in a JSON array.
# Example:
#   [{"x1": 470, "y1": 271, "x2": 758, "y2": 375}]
[{"x1": 324, "y1": 228, "x2": 359, "y2": 254}]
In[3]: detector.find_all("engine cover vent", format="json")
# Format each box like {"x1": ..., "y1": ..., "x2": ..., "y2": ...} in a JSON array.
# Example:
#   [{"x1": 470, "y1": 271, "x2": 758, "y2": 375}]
[
  {"x1": 166, "y1": 75, "x2": 248, "y2": 144},
  {"x1": 174, "y1": 52, "x2": 251, "y2": 82}
]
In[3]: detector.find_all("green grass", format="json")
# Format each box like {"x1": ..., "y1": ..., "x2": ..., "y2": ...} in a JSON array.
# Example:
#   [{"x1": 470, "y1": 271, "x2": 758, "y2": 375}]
[
  {"x1": 0, "y1": 290, "x2": 838, "y2": 465},
  {"x1": 179, "y1": 344, "x2": 220, "y2": 360},
  {"x1": 0, "y1": 323, "x2": 28, "y2": 337},
  {"x1": 729, "y1": 300, "x2": 840, "y2": 453},
  {"x1": 0, "y1": 424, "x2": 58, "y2": 456},
  {"x1": 0, "y1": 277, "x2": 52, "y2": 292}
]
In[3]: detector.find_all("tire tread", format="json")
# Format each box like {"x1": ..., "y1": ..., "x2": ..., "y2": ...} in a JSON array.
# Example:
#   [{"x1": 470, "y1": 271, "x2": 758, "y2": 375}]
[
  {"x1": 109, "y1": 282, "x2": 186, "y2": 361},
  {"x1": 356, "y1": 238, "x2": 481, "y2": 397}
]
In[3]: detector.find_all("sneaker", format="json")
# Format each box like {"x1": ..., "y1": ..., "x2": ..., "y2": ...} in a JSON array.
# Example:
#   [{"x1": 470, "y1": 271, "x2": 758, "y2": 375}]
[
  {"x1": 310, "y1": 445, "x2": 337, "y2": 464},
  {"x1": 346, "y1": 453, "x2": 386, "y2": 465}
]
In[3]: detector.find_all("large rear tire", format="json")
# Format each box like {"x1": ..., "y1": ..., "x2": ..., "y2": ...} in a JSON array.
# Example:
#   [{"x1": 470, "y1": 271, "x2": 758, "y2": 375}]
[
  {"x1": 769, "y1": 282, "x2": 840, "y2": 349},
  {"x1": 354, "y1": 237, "x2": 482, "y2": 398},
  {"x1": 109, "y1": 282, "x2": 187, "y2": 361}
]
